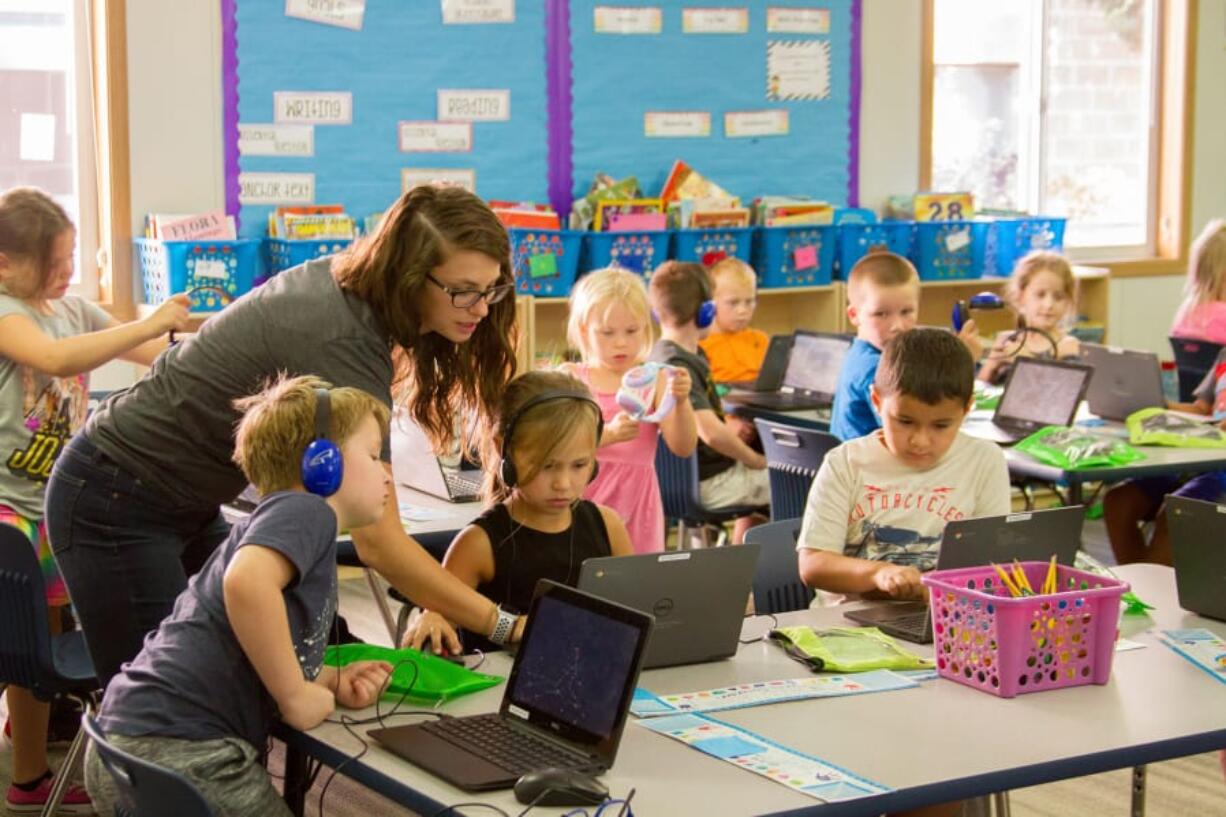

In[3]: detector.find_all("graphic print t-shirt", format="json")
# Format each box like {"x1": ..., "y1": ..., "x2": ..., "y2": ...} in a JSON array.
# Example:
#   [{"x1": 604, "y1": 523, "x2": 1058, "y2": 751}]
[{"x1": 0, "y1": 294, "x2": 110, "y2": 518}]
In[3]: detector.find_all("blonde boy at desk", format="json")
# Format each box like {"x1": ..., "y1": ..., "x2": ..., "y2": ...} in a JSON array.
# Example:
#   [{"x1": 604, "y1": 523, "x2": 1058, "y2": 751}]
[
  {"x1": 699, "y1": 257, "x2": 769, "y2": 384},
  {"x1": 798, "y1": 328, "x2": 1010, "y2": 604}
]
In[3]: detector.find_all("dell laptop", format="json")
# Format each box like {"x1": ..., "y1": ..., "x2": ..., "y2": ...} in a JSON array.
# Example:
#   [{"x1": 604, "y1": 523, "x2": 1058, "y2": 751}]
[
  {"x1": 728, "y1": 331, "x2": 852, "y2": 412},
  {"x1": 843, "y1": 506, "x2": 1085, "y2": 643},
  {"x1": 962, "y1": 357, "x2": 1093, "y2": 445},
  {"x1": 1082, "y1": 343, "x2": 1166, "y2": 422},
  {"x1": 1167, "y1": 495, "x2": 1226, "y2": 622},
  {"x1": 390, "y1": 411, "x2": 484, "y2": 503},
  {"x1": 721, "y1": 334, "x2": 794, "y2": 392},
  {"x1": 369, "y1": 581, "x2": 653, "y2": 791},
  {"x1": 577, "y1": 544, "x2": 761, "y2": 668}
]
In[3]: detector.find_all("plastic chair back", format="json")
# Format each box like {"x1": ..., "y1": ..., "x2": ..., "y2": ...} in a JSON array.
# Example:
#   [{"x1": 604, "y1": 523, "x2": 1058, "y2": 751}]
[
  {"x1": 0, "y1": 524, "x2": 60, "y2": 693},
  {"x1": 654, "y1": 445, "x2": 756, "y2": 525},
  {"x1": 82, "y1": 715, "x2": 216, "y2": 817},
  {"x1": 755, "y1": 419, "x2": 840, "y2": 520},
  {"x1": 744, "y1": 519, "x2": 814, "y2": 615},
  {"x1": 1169, "y1": 336, "x2": 1223, "y2": 402}
]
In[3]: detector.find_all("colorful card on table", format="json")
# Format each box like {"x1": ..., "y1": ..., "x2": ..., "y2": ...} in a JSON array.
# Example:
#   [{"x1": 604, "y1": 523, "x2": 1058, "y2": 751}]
[
  {"x1": 1157, "y1": 629, "x2": 1226, "y2": 684},
  {"x1": 630, "y1": 670, "x2": 917, "y2": 718},
  {"x1": 637, "y1": 713, "x2": 890, "y2": 803}
]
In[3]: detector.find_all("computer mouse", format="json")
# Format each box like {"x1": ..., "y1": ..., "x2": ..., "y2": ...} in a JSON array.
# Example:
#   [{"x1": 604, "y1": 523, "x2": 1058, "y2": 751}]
[{"x1": 513, "y1": 767, "x2": 609, "y2": 807}]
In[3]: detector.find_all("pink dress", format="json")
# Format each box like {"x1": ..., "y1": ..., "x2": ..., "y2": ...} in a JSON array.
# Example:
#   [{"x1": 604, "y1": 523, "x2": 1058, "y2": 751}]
[
  {"x1": 573, "y1": 364, "x2": 665, "y2": 553},
  {"x1": 1171, "y1": 301, "x2": 1226, "y2": 345}
]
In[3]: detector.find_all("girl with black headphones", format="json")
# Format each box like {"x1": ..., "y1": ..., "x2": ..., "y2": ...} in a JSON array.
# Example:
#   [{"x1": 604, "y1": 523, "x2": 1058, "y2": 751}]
[{"x1": 403, "y1": 371, "x2": 633, "y2": 654}]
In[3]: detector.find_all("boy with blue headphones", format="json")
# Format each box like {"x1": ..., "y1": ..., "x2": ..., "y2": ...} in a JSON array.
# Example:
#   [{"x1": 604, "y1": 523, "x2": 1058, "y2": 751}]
[
  {"x1": 648, "y1": 261, "x2": 769, "y2": 542},
  {"x1": 84, "y1": 375, "x2": 394, "y2": 817}
]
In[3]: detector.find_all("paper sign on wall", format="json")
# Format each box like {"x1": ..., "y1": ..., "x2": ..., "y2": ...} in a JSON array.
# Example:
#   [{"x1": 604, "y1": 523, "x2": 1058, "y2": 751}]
[
  {"x1": 725, "y1": 110, "x2": 790, "y2": 138},
  {"x1": 273, "y1": 92, "x2": 352, "y2": 125},
  {"x1": 437, "y1": 89, "x2": 511, "y2": 122},
  {"x1": 766, "y1": 7, "x2": 830, "y2": 34},
  {"x1": 238, "y1": 124, "x2": 314, "y2": 157},
  {"x1": 239, "y1": 172, "x2": 316, "y2": 204},
  {"x1": 767, "y1": 40, "x2": 831, "y2": 100},
  {"x1": 399, "y1": 121, "x2": 473, "y2": 153},
  {"x1": 441, "y1": 0, "x2": 514, "y2": 24},
  {"x1": 284, "y1": 0, "x2": 365, "y2": 31},
  {"x1": 644, "y1": 111, "x2": 711, "y2": 138},
  {"x1": 682, "y1": 8, "x2": 749, "y2": 33},
  {"x1": 594, "y1": 6, "x2": 662, "y2": 34},
  {"x1": 401, "y1": 168, "x2": 477, "y2": 194}
]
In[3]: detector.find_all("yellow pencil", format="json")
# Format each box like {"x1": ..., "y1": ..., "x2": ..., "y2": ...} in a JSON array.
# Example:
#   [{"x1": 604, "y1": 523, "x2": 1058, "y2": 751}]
[
  {"x1": 1012, "y1": 559, "x2": 1035, "y2": 596},
  {"x1": 991, "y1": 562, "x2": 1023, "y2": 598},
  {"x1": 1043, "y1": 555, "x2": 1058, "y2": 595}
]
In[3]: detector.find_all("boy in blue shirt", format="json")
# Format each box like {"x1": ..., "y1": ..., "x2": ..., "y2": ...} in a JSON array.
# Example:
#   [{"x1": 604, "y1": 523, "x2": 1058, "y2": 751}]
[{"x1": 84, "y1": 376, "x2": 394, "y2": 817}]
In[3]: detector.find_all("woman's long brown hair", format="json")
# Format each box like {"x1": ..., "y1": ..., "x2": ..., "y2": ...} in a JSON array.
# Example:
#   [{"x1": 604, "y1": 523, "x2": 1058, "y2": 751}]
[{"x1": 332, "y1": 185, "x2": 518, "y2": 452}]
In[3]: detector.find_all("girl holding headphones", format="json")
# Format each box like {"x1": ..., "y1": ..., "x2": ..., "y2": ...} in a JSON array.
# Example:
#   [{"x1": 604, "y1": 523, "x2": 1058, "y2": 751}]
[
  {"x1": 403, "y1": 371, "x2": 633, "y2": 654},
  {"x1": 46, "y1": 185, "x2": 522, "y2": 684}
]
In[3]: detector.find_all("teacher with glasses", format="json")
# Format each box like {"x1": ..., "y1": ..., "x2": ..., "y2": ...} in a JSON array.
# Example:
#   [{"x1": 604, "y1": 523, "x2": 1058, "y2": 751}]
[{"x1": 46, "y1": 186, "x2": 522, "y2": 685}]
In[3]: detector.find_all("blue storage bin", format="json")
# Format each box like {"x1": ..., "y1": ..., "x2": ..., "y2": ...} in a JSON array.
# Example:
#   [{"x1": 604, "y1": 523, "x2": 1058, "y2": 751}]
[
  {"x1": 989, "y1": 216, "x2": 1067, "y2": 277},
  {"x1": 582, "y1": 230, "x2": 671, "y2": 276},
  {"x1": 833, "y1": 207, "x2": 878, "y2": 225},
  {"x1": 912, "y1": 220, "x2": 992, "y2": 281},
  {"x1": 508, "y1": 228, "x2": 584, "y2": 296},
  {"x1": 837, "y1": 222, "x2": 916, "y2": 279},
  {"x1": 265, "y1": 238, "x2": 353, "y2": 276},
  {"x1": 135, "y1": 238, "x2": 264, "y2": 312},
  {"x1": 754, "y1": 225, "x2": 837, "y2": 288},
  {"x1": 671, "y1": 227, "x2": 754, "y2": 266}
]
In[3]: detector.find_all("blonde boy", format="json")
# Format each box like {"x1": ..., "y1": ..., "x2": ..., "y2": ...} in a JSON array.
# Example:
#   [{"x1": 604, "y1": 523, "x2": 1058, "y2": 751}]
[
  {"x1": 699, "y1": 258, "x2": 769, "y2": 384},
  {"x1": 85, "y1": 376, "x2": 393, "y2": 817},
  {"x1": 798, "y1": 328, "x2": 1010, "y2": 602}
]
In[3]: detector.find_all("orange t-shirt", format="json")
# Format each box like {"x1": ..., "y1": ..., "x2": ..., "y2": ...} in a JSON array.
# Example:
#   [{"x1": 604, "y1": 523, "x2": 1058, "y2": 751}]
[{"x1": 700, "y1": 328, "x2": 770, "y2": 383}]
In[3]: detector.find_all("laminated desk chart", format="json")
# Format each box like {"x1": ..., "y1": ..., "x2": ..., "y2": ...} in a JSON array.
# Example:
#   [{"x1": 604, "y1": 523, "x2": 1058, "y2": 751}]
[{"x1": 630, "y1": 669, "x2": 918, "y2": 717}]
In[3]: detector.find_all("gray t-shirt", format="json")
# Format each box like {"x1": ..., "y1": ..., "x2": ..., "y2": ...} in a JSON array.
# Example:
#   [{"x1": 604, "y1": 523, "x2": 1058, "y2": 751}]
[
  {"x1": 88, "y1": 259, "x2": 394, "y2": 507},
  {"x1": 97, "y1": 491, "x2": 338, "y2": 749},
  {"x1": 0, "y1": 294, "x2": 111, "y2": 518}
]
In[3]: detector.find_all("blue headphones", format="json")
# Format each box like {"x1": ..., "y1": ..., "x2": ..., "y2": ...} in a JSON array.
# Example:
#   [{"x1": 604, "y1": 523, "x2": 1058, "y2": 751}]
[
  {"x1": 951, "y1": 292, "x2": 1005, "y2": 332},
  {"x1": 499, "y1": 391, "x2": 604, "y2": 489},
  {"x1": 301, "y1": 388, "x2": 343, "y2": 497},
  {"x1": 650, "y1": 264, "x2": 717, "y2": 329}
]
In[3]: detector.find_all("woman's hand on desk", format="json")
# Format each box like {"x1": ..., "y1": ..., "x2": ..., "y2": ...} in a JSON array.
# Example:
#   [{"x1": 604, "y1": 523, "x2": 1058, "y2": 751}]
[
  {"x1": 872, "y1": 563, "x2": 925, "y2": 601},
  {"x1": 401, "y1": 608, "x2": 463, "y2": 655}
]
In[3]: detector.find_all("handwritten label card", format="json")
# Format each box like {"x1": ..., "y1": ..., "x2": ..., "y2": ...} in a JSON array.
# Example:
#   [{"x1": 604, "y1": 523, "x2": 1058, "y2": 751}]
[
  {"x1": 594, "y1": 6, "x2": 662, "y2": 34},
  {"x1": 766, "y1": 40, "x2": 831, "y2": 100},
  {"x1": 401, "y1": 168, "x2": 477, "y2": 194},
  {"x1": 399, "y1": 121, "x2": 473, "y2": 153},
  {"x1": 682, "y1": 8, "x2": 749, "y2": 33},
  {"x1": 158, "y1": 210, "x2": 233, "y2": 242},
  {"x1": 273, "y1": 92, "x2": 352, "y2": 125},
  {"x1": 437, "y1": 89, "x2": 510, "y2": 122},
  {"x1": 194, "y1": 259, "x2": 229, "y2": 280},
  {"x1": 284, "y1": 0, "x2": 365, "y2": 31},
  {"x1": 238, "y1": 124, "x2": 314, "y2": 157},
  {"x1": 441, "y1": 0, "x2": 514, "y2": 24},
  {"x1": 644, "y1": 111, "x2": 711, "y2": 138},
  {"x1": 725, "y1": 110, "x2": 790, "y2": 138},
  {"x1": 766, "y1": 7, "x2": 830, "y2": 34},
  {"x1": 239, "y1": 172, "x2": 316, "y2": 205}
]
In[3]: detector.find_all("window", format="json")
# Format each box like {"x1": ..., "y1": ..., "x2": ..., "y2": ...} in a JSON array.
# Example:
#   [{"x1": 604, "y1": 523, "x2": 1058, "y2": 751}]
[
  {"x1": 0, "y1": 0, "x2": 98, "y2": 294},
  {"x1": 928, "y1": 0, "x2": 1159, "y2": 256}
]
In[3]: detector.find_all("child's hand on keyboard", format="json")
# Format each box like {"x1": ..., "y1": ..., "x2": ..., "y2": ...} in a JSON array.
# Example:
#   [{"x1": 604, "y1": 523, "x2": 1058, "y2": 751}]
[{"x1": 872, "y1": 563, "x2": 925, "y2": 601}]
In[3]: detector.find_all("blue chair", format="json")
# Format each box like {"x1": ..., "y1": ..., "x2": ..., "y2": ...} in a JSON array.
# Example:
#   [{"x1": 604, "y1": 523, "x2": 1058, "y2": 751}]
[
  {"x1": 754, "y1": 419, "x2": 840, "y2": 521},
  {"x1": 0, "y1": 523, "x2": 100, "y2": 816},
  {"x1": 81, "y1": 715, "x2": 215, "y2": 817},
  {"x1": 655, "y1": 446, "x2": 760, "y2": 548},
  {"x1": 1169, "y1": 336, "x2": 1223, "y2": 402},
  {"x1": 743, "y1": 519, "x2": 814, "y2": 615}
]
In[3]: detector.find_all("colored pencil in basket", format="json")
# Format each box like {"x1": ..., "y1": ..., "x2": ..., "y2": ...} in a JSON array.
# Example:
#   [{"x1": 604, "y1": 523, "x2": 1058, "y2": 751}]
[{"x1": 991, "y1": 563, "x2": 1023, "y2": 598}]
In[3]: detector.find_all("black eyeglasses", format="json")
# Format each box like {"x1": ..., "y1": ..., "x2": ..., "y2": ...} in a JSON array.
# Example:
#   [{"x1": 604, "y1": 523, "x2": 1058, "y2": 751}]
[{"x1": 425, "y1": 273, "x2": 514, "y2": 308}]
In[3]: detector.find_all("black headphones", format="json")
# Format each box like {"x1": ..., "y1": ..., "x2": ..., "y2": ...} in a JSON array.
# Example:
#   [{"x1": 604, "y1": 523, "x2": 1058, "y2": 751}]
[{"x1": 498, "y1": 391, "x2": 604, "y2": 489}]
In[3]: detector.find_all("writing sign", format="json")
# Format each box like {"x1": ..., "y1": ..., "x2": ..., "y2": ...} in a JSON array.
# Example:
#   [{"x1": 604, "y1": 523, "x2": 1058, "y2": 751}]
[
  {"x1": 766, "y1": 7, "x2": 830, "y2": 34},
  {"x1": 725, "y1": 109, "x2": 790, "y2": 138},
  {"x1": 273, "y1": 91, "x2": 352, "y2": 125},
  {"x1": 401, "y1": 168, "x2": 477, "y2": 194},
  {"x1": 644, "y1": 111, "x2": 711, "y2": 138},
  {"x1": 441, "y1": 0, "x2": 514, "y2": 24},
  {"x1": 682, "y1": 8, "x2": 749, "y2": 33},
  {"x1": 284, "y1": 0, "x2": 366, "y2": 30},
  {"x1": 238, "y1": 124, "x2": 314, "y2": 156},
  {"x1": 437, "y1": 89, "x2": 511, "y2": 122},
  {"x1": 239, "y1": 172, "x2": 316, "y2": 204},
  {"x1": 399, "y1": 121, "x2": 473, "y2": 152},
  {"x1": 594, "y1": 6, "x2": 662, "y2": 34}
]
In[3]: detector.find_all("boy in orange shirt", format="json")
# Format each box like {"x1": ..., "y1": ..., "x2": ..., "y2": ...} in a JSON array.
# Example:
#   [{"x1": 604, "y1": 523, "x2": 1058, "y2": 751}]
[{"x1": 699, "y1": 258, "x2": 769, "y2": 384}]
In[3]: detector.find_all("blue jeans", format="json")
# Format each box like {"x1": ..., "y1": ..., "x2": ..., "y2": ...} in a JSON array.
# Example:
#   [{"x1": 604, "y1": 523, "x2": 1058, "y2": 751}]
[{"x1": 45, "y1": 435, "x2": 230, "y2": 687}]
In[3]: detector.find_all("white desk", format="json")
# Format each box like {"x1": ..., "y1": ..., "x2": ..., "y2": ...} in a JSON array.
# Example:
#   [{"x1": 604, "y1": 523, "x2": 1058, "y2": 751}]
[{"x1": 278, "y1": 564, "x2": 1226, "y2": 816}]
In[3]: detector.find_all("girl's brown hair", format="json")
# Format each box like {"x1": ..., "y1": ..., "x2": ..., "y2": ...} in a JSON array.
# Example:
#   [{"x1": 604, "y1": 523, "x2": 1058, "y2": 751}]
[
  {"x1": 0, "y1": 187, "x2": 73, "y2": 297},
  {"x1": 1007, "y1": 250, "x2": 1077, "y2": 308},
  {"x1": 332, "y1": 185, "x2": 517, "y2": 454}
]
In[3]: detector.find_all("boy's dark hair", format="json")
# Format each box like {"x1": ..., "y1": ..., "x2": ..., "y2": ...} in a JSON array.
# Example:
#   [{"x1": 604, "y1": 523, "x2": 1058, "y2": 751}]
[
  {"x1": 648, "y1": 260, "x2": 711, "y2": 327},
  {"x1": 875, "y1": 328, "x2": 973, "y2": 406}
]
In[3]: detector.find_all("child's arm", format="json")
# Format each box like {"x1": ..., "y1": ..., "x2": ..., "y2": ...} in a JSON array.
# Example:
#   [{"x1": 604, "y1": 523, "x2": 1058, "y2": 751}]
[
  {"x1": 1056, "y1": 333, "x2": 1080, "y2": 359},
  {"x1": 798, "y1": 549, "x2": 924, "y2": 600},
  {"x1": 694, "y1": 408, "x2": 766, "y2": 469},
  {"x1": 0, "y1": 295, "x2": 190, "y2": 377},
  {"x1": 976, "y1": 331, "x2": 1013, "y2": 384},
  {"x1": 597, "y1": 505, "x2": 635, "y2": 557},
  {"x1": 659, "y1": 367, "x2": 698, "y2": 457},
  {"x1": 314, "y1": 661, "x2": 393, "y2": 710},
  {"x1": 222, "y1": 544, "x2": 335, "y2": 731},
  {"x1": 401, "y1": 524, "x2": 496, "y2": 653}
]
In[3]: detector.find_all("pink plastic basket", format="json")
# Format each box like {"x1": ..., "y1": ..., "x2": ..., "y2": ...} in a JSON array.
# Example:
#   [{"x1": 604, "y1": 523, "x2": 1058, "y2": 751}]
[{"x1": 920, "y1": 562, "x2": 1130, "y2": 698}]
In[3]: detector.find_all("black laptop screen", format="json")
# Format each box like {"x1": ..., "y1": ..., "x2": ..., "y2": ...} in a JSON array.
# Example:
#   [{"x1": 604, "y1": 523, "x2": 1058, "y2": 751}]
[
  {"x1": 783, "y1": 334, "x2": 850, "y2": 395},
  {"x1": 997, "y1": 358, "x2": 1088, "y2": 426},
  {"x1": 505, "y1": 594, "x2": 642, "y2": 740}
]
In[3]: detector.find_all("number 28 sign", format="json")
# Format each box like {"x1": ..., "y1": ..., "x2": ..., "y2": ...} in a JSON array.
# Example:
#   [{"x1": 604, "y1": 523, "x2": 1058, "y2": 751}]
[{"x1": 914, "y1": 192, "x2": 975, "y2": 222}]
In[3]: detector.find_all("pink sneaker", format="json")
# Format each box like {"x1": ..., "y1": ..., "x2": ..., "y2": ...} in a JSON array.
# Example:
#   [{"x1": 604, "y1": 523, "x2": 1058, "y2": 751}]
[{"x1": 5, "y1": 775, "x2": 94, "y2": 815}]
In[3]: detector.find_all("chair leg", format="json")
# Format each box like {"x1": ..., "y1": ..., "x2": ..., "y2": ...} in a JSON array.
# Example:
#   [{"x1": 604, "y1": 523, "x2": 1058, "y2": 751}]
[
  {"x1": 41, "y1": 704, "x2": 92, "y2": 817},
  {"x1": 991, "y1": 790, "x2": 1012, "y2": 817},
  {"x1": 676, "y1": 520, "x2": 689, "y2": 551},
  {"x1": 364, "y1": 567, "x2": 399, "y2": 645},
  {"x1": 1130, "y1": 765, "x2": 1147, "y2": 817}
]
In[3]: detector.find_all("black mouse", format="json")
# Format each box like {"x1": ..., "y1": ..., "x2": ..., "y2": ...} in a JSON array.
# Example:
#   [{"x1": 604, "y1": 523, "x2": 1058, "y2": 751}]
[{"x1": 513, "y1": 767, "x2": 609, "y2": 807}]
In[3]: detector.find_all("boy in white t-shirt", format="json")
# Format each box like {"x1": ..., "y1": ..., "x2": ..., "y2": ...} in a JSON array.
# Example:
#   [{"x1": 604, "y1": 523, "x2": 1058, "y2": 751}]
[{"x1": 798, "y1": 327, "x2": 1011, "y2": 603}]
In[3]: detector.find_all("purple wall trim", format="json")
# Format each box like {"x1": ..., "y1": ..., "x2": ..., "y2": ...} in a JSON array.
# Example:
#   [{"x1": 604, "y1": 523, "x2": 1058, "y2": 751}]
[
  {"x1": 847, "y1": 0, "x2": 863, "y2": 208},
  {"x1": 221, "y1": 0, "x2": 241, "y2": 228},
  {"x1": 544, "y1": 0, "x2": 574, "y2": 217}
]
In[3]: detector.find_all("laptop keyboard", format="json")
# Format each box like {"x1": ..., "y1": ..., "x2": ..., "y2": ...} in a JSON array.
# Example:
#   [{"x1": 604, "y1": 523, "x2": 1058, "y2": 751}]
[
  {"x1": 421, "y1": 714, "x2": 592, "y2": 775},
  {"x1": 443, "y1": 469, "x2": 483, "y2": 500},
  {"x1": 890, "y1": 611, "x2": 931, "y2": 633}
]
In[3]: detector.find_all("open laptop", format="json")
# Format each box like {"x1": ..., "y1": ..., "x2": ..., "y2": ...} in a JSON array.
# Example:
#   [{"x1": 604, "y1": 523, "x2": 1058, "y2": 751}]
[
  {"x1": 1167, "y1": 495, "x2": 1226, "y2": 621},
  {"x1": 842, "y1": 506, "x2": 1085, "y2": 643},
  {"x1": 369, "y1": 581, "x2": 653, "y2": 791},
  {"x1": 1082, "y1": 343, "x2": 1166, "y2": 421},
  {"x1": 390, "y1": 411, "x2": 483, "y2": 502},
  {"x1": 727, "y1": 331, "x2": 852, "y2": 411},
  {"x1": 721, "y1": 334, "x2": 794, "y2": 391},
  {"x1": 962, "y1": 357, "x2": 1093, "y2": 445},
  {"x1": 577, "y1": 544, "x2": 761, "y2": 668}
]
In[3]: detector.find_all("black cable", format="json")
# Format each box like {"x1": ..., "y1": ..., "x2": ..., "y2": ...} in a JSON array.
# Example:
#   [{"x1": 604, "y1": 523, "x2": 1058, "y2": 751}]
[{"x1": 738, "y1": 612, "x2": 779, "y2": 644}]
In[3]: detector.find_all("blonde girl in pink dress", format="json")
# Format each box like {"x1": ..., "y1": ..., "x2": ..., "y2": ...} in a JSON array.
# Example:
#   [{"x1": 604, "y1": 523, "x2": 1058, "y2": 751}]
[{"x1": 562, "y1": 268, "x2": 697, "y2": 552}]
